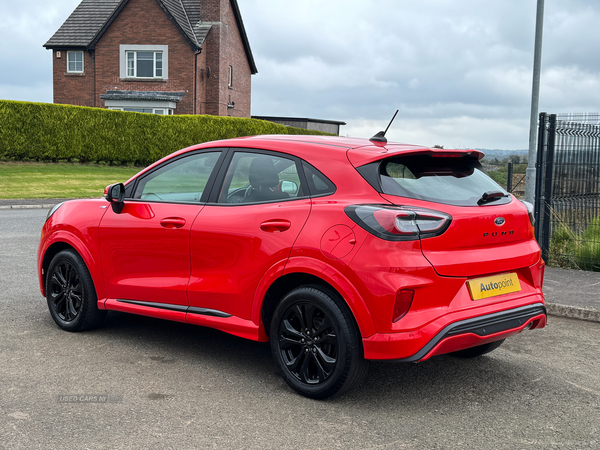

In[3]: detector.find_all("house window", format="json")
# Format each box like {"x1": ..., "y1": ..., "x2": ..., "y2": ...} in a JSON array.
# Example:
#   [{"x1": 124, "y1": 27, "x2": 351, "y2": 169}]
[
  {"x1": 67, "y1": 51, "x2": 84, "y2": 73},
  {"x1": 228, "y1": 65, "x2": 233, "y2": 88},
  {"x1": 120, "y1": 45, "x2": 168, "y2": 79},
  {"x1": 127, "y1": 51, "x2": 163, "y2": 78},
  {"x1": 109, "y1": 107, "x2": 173, "y2": 115}
]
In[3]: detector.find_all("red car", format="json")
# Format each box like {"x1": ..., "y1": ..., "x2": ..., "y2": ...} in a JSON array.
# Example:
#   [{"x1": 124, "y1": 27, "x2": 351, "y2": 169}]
[{"x1": 38, "y1": 134, "x2": 546, "y2": 399}]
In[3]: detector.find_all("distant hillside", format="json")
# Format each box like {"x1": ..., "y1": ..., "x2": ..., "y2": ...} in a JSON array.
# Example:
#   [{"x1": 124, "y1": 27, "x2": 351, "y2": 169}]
[{"x1": 477, "y1": 149, "x2": 528, "y2": 160}]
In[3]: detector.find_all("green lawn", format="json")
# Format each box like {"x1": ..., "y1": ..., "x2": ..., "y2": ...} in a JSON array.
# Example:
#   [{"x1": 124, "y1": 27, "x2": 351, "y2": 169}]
[{"x1": 0, "y1": 162, "x2": 142, "y2": 199}]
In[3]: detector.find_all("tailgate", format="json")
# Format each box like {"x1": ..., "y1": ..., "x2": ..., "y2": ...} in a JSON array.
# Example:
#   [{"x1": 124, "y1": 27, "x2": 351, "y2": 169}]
[{"x1": 380, "y1": 194, "x2": 541, "y2": 277}]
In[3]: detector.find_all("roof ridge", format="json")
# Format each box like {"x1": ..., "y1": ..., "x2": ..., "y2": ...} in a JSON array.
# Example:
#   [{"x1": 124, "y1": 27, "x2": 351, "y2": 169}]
[{"x1": 174, "y1": 0, "x2": 198, "y2": 46}]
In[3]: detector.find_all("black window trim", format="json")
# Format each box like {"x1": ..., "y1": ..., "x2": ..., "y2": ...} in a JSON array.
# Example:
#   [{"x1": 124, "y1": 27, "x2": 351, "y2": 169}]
[{"x1": 122, "y1": 147, "x2": 339, "y2": 207}]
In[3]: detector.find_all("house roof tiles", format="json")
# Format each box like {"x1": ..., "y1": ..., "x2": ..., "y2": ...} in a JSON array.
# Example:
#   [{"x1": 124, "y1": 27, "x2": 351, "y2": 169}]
[
  {"x1": 44, "y1": 0, "x2": 123, "y2": 48},
  {"x1": 44, "y1": 0, "x2": 256, "y2": 73}
]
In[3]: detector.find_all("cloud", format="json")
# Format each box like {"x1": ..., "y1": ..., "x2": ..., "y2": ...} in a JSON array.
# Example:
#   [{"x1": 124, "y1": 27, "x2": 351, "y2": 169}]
[{"x1": 1, "y1": 0, "x2": 600, "y2": 149}]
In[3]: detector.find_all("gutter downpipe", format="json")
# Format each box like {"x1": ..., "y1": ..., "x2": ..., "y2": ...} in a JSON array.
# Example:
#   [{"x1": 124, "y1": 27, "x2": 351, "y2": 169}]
[{"x1": 194, "y1": 49, "x2": 202, "y2": 115}]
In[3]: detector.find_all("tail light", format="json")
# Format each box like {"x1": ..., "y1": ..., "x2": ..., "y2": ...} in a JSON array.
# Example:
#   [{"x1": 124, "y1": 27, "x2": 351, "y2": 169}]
[
  {"x1": 521, "y1": 200, "x2": 535, "y2": 226},
  {"x1": 345, "y1": 204, "x2": 452, "y2": 241}
]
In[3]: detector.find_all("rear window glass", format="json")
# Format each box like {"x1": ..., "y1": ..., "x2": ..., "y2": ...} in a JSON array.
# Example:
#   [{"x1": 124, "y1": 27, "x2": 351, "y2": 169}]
[{"x1": 378, "y1": 155, "x2": 509, "y2": 206}]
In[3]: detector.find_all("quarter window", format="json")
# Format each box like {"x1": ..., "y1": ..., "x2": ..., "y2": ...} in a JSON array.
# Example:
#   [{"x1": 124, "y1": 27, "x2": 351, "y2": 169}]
[
  {"x1": 302, "y1": 162, "x2": 336, "y2": 196},
  {"x1": 67, "y1": 51, "x2": 84, "y2": 73}
]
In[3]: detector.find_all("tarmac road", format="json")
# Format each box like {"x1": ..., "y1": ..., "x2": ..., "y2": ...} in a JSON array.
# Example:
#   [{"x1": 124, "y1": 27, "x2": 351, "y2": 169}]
[{"x1": 1, "y1": 208, "x2": 599, "y2": 449}]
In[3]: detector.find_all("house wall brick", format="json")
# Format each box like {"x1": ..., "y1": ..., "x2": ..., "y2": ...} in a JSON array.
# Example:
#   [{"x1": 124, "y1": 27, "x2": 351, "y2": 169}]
[
  {"x1": 94, "y1": 0, "x2": 196, "y2": 114},
  {"x1": 50, "y1": 0, "x2": 253, "y2": 117},
  {"x1": 220, "y1": 0, "x2": 252, "y2": 117},
  {"x1": 202, "y1": 0, "x2": 252, "y2": 117},
  {"x1": 52, "y1": 50, "x2": 96, "y2": 107}
]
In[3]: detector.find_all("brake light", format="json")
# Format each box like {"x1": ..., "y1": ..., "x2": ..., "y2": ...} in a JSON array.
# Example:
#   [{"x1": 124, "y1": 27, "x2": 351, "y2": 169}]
[{"x1": 345, "y1": 204, "x2": 452, "y2": 241}]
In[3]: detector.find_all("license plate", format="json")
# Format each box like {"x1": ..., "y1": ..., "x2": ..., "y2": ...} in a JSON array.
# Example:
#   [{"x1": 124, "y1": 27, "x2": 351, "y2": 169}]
[{"x1": 467, "y1": 273, "x2": 521, "y2": 300}]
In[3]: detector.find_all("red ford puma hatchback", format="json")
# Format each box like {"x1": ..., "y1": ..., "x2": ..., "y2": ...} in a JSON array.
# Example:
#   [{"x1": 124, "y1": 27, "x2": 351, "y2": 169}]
[{"x1": 38, "y1": 135, "x2": 546, "y2": 399}]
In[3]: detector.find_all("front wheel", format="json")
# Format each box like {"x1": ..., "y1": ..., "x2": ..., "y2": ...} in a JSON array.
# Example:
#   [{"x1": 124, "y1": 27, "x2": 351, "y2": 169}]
[
  {"x1": 46, "y1": 249, "x2": 106, "y2": 332},
  {"x1": 270, "y1": 286, "x2": 367, "y2": 399}
]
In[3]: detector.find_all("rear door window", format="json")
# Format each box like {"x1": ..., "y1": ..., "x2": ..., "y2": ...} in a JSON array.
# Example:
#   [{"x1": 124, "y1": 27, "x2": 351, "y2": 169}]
[{"x1": 216, "y1": 151, "x2": 305, "y2": 204}]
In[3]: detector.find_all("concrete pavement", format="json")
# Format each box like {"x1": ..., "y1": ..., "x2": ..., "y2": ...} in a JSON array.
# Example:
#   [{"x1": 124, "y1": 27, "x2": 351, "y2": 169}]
[{"x1": 2, "y1": 198, "x2": 599, "y2": 324}]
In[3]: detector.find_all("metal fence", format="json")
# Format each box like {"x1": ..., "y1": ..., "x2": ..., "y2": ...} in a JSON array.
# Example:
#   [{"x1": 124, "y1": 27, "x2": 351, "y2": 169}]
[{"x1": 534, "y1": 113, "x2": 600, "y2": 271}]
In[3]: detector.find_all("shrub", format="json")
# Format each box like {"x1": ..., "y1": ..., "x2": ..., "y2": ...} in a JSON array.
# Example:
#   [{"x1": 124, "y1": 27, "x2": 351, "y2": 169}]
[
  {"x1": 549, "y1": 217, "x2": 600, "y2": 271},
  {"x1": 0, "y1": 100, "x2": 331, "y2": 166}
]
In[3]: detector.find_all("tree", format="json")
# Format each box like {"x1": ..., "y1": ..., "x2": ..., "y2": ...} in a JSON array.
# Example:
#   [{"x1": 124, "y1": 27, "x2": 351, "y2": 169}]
[{"x1": 509, "y1": 154, "x2": 521, "y2": 164}]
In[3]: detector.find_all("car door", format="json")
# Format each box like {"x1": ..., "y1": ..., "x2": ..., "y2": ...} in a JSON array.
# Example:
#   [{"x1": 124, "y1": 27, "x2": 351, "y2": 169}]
[
  {"x1": 98, "y1": 150, "x2": 224, "y2": 306},
  {"x1": 187, "y1": 150, "x2": 312, "y2": 319}
]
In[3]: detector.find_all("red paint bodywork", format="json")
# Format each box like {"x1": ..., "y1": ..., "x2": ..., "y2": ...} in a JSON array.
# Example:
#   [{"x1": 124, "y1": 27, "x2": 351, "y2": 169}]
[{"x1": 38, "y1": 135, "x2": 546, "y2": 360}]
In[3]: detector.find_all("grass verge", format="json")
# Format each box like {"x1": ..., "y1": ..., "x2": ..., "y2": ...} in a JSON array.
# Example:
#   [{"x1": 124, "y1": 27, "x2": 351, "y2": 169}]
[{"x1": 0, "y1": 162, "x2": 141, "y2": 199}]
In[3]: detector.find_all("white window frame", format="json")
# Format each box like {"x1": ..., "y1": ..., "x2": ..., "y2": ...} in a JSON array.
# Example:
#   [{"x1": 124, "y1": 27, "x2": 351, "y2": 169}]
[
  {"x1": 67, "y1": 51, "x2": 84, "y2": 73},
  {"x1": 105, "y1": 99, "x2": 176, "y2": 115},
  {"x1": 120, "y1": 45, "x2": 168, "y2": 79},
  {"x1": 109, "y1": 107, "x2": 172, "y2": 115},
  {"x1": 228, "y1": 65, "x2": 233, "y2": 88}
]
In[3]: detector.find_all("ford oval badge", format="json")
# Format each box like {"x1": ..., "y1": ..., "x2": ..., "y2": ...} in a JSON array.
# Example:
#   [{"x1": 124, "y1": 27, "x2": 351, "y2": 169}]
[{"x1": 495, "y1": 217, "x2": 505, "y2": 226}]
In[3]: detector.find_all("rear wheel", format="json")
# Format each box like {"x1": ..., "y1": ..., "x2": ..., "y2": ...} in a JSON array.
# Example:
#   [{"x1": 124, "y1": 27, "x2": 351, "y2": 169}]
[
  {"x1": 270, "y1": 286, "x2": 367, "y2": 399},
  {"x1": 450, "y1": 339, "x2": 505, "y2": 358},
  {"x1": 46, "y1": 249, "x2": 106, "y2": 332}
]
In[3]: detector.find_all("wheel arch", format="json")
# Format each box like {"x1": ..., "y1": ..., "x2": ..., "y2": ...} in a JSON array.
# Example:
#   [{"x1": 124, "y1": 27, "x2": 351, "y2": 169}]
[
  {"x1": 39, "y1": 232, "x2": 105, "y2": 303},
  {"x1": 255, "y1": 258, "x2": 377, "y2": 341}
]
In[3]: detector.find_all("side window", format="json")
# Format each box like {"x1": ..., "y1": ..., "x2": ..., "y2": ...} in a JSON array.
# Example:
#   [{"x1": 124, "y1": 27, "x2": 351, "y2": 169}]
[
  {"x1": 67, "y1": 51, "x2": 84, "y2": 73},
  {"x1": 134, "y1": 151, "x2": 221, "y2": 203},
  {"x1": 302, "y1": 162, "x2": 336, "y2": 196},
  {"x1": 218, "y1": 152, "x2": 304, "y2": 204}
]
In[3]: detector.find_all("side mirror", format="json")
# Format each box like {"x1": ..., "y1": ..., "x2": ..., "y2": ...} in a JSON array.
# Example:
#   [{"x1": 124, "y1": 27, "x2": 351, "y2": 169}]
[
  {"x1": 281, "y1": 180, "x2": 299, "y2": 195},
  {"x1": 104, "y1": 183, "x2": 125, "y2": 213}
]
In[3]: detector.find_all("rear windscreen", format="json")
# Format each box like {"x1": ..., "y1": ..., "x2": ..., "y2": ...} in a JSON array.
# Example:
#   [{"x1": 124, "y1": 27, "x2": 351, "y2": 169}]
[{"x1": 377, "y1": 155, "x2": 509, "y2": 206}]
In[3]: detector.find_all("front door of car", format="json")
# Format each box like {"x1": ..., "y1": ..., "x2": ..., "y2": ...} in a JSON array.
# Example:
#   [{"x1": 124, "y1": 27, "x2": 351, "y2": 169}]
[
  {"x1": 98, "y1": 150, "x2": 223, "y2": 306},
  {"x1": 187, "y1": 151, "x2": 311, "y2": 319}
]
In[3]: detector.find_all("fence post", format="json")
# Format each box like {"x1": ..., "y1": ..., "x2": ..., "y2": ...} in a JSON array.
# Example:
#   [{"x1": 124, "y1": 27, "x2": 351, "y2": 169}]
[
  {"x1": 507, "y1": 162, "x2": 513, "y2": 192},
  {"x1": 540, "y1": 114, "x2": 557, "y2": 262},
  {"x1": 534, "y1": 112, "x2": 547, "y2": 243}
]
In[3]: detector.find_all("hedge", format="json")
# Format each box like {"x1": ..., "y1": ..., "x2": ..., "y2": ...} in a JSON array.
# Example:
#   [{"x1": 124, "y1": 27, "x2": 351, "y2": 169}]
[{"x1": 0, "y1": 100, "x2": 330, "y2": 166}]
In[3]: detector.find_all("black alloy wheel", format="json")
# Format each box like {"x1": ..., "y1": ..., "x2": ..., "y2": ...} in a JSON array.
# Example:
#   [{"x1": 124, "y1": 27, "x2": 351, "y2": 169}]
[
  {"x1": 46, "y1": 249, "x2": 106, "y2": 331},
  {"x1": 270, "y1": 286, "x2": 367, "y2": 399}
]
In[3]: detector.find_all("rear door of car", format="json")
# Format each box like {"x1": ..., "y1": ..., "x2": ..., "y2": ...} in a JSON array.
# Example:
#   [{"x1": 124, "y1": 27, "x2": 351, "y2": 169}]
[{"x1": 187, "y1": 149, "x2": 312, "y2": 319}]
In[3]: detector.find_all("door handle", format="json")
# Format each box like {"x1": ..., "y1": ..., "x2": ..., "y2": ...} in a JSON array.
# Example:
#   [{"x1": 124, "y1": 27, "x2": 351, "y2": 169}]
[
  {"x1": 160, "y1": 217, "x2": 186, "y2": 229},
  {"x1": 260, "y1": 219, "x2": 292, "y2": 233}
]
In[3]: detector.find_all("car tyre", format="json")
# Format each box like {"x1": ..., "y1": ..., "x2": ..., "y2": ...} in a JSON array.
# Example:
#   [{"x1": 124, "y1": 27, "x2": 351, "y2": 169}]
[
  {"x1": 46, "y1": 249, "x2": 106, "y2": 332},
  {"x1": 270, "y1": 285, "x2": 368, "y2": 399},
  {"x1": 450, "y1": 339, "x2": 505, "y2": 358}
]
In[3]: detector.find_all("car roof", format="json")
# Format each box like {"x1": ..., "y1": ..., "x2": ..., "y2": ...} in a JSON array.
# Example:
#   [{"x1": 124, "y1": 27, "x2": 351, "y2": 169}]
[
  {"x1": 135, "y1": 135, "x2": 484, "y2": 183},
  {"x1": 192, "y1": 135, "x2": 484, "y2": 166}
]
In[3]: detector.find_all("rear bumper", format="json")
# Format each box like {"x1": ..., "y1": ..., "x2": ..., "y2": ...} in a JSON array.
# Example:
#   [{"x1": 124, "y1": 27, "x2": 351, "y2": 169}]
[{"x1": 363, "y1": 302, "x2": 547, "y2": 361}]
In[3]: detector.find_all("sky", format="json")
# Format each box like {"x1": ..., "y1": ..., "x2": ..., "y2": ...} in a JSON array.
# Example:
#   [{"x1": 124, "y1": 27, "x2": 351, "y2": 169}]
[{"x1": 1, "y1": 0, "x2": 600, "y2": 149}]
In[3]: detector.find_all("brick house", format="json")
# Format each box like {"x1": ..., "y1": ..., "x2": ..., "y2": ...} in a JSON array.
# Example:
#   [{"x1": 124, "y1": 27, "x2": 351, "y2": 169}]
[{"x1": 44, "y1": 0, "x2": 257, "y2": 117}]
